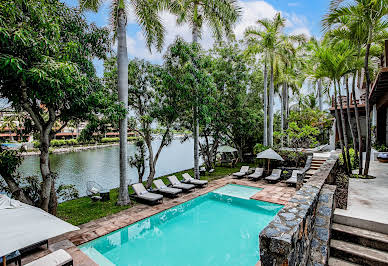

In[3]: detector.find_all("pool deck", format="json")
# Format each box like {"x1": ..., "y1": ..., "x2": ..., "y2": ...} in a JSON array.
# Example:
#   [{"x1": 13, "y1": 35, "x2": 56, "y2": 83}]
[
  {"x1": 20, "y1": 176, "x2": 296, "y2": 266},
  {"x1": 334, "y1": 160, "x2": 388, "y2": 233}
]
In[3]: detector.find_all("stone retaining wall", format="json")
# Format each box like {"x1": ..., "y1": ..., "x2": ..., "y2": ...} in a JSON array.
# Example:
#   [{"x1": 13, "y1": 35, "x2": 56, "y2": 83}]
[{"x1": 259, "y1": 154, "x2": 339, "y2": 266}]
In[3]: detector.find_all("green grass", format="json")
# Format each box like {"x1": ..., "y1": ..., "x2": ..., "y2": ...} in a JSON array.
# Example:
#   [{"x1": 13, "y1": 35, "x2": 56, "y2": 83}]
[{"x1": 57, "y1": 162, "x2": 255, "y2": 225}]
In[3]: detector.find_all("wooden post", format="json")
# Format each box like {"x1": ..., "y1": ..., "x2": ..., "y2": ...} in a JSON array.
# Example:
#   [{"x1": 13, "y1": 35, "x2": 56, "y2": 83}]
[
  {"x1": 385, "y1": 40, "x2": 388, "y2": 67},
  {"x1": 2, "y1": 256, "x2": 6, "y2": 266}
]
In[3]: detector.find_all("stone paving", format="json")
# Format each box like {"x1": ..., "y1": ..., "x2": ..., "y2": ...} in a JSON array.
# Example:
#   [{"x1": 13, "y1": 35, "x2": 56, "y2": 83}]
[{"x1": 20, "y1": 176, "x2": 296, "y2": 266}]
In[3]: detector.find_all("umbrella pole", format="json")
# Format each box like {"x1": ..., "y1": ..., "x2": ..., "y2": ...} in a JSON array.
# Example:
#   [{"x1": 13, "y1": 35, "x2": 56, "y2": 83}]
[
  {"x1": 267, "y1": 159, "x2": 270, "y2": 174},
  {"x1": 3, "y1": 256, "x2": 6, "y2": 266}
]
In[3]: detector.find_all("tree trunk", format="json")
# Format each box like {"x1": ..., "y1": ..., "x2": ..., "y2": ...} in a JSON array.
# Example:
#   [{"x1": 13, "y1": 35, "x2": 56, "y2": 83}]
[
  {"x1": 117, "y1": 8, "x2": 130, "y2": 205},
  {"x1": 344, "y1": 76, "x2": 358, "y2": 170},
  {"x1": 352, "y1": 71, "x2": 363, "y2": 174},
  {"x1": 333, "y1": 81, "x2": 348, "y2": 174},
  {"x1": 192, "y1": 19, "x2": 200, "y2": 179},
  {"x1": 263, "y1": 57, "x2": 268, "y2": 146},
  {"x1": 364, "y1": 35, "x2": 372, "y2": 176},
  {"x1": 268, "y1": 59, "x2": 274, "y2": 147},
  {"x1": 39, "y1": 133, "x2": 52, "y2": 212},
  {"x1": 280, "y1": 83, "x2": 285, "y2": 147},
  {"x1": 337, "y1": 80, "x2": 351, "y2": 173},
  {"x1": 318, "y1": 79, "x2": 323, "y2": 111},
  {"x1": 145, "y1": 137, "x2": 155, "y2": 188}
]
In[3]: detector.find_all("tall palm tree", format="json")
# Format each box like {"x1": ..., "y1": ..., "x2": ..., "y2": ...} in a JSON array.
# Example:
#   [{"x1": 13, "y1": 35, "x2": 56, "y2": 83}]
[
  {"x1": 245, "y1": 13, "x2": 286, "y2": 147},
  {"x1": 79, "y1": 0, "x2": 167, "y2": 205},
  {"x1": 171, "y1": 0, "x2": 241, "y2": 178},
  {"x1": 323, "y1": 0, "x2": 388, "y2": 175}
]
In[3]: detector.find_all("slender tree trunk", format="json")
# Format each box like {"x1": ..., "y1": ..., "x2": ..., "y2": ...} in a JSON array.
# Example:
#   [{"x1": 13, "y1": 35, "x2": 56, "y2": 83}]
[
  {"x1": 364, "y1": 36, "x2": 372, "y2": 176},
  {"x1": 334, "y1": 81, "x2": 348, "y2": 174},
  {"x1": 39, "y1": 133, "x2": 52, "y2": 212},
  {"x1": 280, "y1": 84, "x2": 284, "y2": 147},
  {"x1": 318, "y1": 79, "x2": 323, "y2": 111},
  {"x1": 263, "y1": 57, "x2": 268, "y2": 146},
  {"x1": 268, "y1": 60, "x2": 274, "y2": 147},
  {"x1": 352, "y1": 70, "x2": 363, "y2": 174},
  {"x1": 117, "y1": 9, "x2": 130, "y2": 205},
  {"x1": 145, "y1": 136, "x2": 155, "y2": 188},
  {"x1": 337, "y1": 80, "x2": 351, "y2": 173},
  {"x1": 286, "y1": 82, "x2": 290, "y2": 146},
  {"x1": 344, "y1": 76, "x2": 358, "y2": 170}
]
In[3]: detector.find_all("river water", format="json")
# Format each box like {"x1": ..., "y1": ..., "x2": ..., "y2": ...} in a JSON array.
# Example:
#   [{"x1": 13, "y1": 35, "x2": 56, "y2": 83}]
[{"x1": 18, "y1": 138, "x2": 196, "y2": 197}]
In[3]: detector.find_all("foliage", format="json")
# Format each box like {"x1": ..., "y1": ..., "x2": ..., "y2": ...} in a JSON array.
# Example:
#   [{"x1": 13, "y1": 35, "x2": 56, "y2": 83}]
[
  {"x1": 253, "y1": 143, "x2": 269, "y2": 154},
  {"x1": 57, "y1": 184, "x2": 79, "y2": 202},
  {"x1": 339, "y1": 148, "x2": 359, "y2": 170},
  {"x1": 374, "y1": 144, "x2": 388, "y2": 152},
  {"x1": 277, "y1": 150, "x2": 307, "y2": 168},
  {"x1": 284, "y1": 122, "x2": 320, "y2": 149}
]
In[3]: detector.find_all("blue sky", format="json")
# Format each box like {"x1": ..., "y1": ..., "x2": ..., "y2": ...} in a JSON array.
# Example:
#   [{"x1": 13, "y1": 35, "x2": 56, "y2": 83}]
[{"x1": 63, "y1": 0, "x2": 330, "y2": 75}]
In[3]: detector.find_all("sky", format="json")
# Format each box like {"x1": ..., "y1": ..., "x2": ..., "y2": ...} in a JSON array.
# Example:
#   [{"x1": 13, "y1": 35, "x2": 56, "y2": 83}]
[{"x1": 63, "y1": 0, "x2": 330, "y2": 76}]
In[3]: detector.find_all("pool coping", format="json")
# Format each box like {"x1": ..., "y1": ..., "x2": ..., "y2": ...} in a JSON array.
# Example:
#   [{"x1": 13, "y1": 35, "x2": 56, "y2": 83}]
[{"x1": 22, "y1": 177, "x2": 296, "y2": 266}]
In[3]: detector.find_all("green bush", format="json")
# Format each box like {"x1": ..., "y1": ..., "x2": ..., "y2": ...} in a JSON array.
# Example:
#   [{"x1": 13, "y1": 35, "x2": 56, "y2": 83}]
[
  {"x1": 339, "y1": 148, "x2": 359, "y2": 170},
  {"x1": 101, "y1": 137, "x2": 119, "y2": 143},
  {"x1": 32, "y1": 141, "x2": 40, "y2": 148},
  {"x1": 253, "y1": 143, "x2": 269, "y2": 154}
]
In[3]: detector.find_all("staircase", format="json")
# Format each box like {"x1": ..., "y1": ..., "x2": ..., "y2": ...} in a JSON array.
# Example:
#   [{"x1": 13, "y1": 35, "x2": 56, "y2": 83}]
[
  {"x1": 329, "y1": 223, "x2": 388, "y2": 265},
  {"x1": 305, "y1": 156, "x2": 327, "y2": 179}
]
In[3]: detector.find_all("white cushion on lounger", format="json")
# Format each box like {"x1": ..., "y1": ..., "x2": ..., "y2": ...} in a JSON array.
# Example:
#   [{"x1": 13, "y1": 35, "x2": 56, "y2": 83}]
[
  {"x1": 25, "y1": 249, "x2": 72, "y2": 266},
  {"x1": 90, "y1": 187, "x2": 99, "y2": 194}
]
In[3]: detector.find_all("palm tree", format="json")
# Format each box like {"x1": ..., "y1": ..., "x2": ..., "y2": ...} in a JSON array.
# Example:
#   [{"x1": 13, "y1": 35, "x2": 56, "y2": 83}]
[
  {"x1": 245, "y1": 13, "x2": 286, "y2": 147},
  {"x1": 323, "y1": 0, "x2": 388, "y2": 176},
  {"x1": 79, "y1": 0, "x2": 168, "y2": 205},
  {"x1": 171, "y1": 0, "x2": 241, "y2": 178}
]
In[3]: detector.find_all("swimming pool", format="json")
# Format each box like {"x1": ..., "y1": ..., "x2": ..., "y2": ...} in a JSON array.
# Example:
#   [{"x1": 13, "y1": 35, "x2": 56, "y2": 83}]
[{"x1": 80, "y1": 185, "x2": 283, "y2": 266}]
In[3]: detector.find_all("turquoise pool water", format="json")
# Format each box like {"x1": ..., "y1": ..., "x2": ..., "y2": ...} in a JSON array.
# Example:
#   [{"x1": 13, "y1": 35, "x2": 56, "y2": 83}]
[
  {"x1": 80, "y1": 186, "x2": 283, "y2": 266},
  {"x1": 212, "y1": 184, "x2": 262, "y2": 199}
]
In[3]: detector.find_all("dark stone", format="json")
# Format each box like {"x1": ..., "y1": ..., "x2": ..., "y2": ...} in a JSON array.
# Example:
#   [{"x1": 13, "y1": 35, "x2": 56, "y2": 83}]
[
  {"x1": 315, "y1": 216, "x2": 326, "y2": 227},
  {"x1": 311, "y1": 238, "x2": 319, "y2": 249},
  {"x1": 318, "y1": 193, "x2": 329, "y2": 203},
  {"x1": 318, "y1": 206, "x2": 331, "y2": 216},
  {"x1": 280, "y1": 212, "x2": 296, "y2": 220},
  {"x1": 263, "y1": 228, "x2": 281, "y2": 237},
  {"x1": 316, "y1": 227, "x2": 329, "y2": 242}
]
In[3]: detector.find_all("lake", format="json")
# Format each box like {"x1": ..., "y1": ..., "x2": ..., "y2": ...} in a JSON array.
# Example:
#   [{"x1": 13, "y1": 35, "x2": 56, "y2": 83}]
[{"x1": 18, "y1": 138, "x2": 197, "y2": 198}]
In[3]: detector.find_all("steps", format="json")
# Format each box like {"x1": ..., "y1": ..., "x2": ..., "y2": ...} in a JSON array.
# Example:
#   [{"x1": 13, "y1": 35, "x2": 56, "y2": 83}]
[
  {"x1": 304, "y1": 156, "x2": 327, "y2": 179},
  {"x1": 329, "y1": 223, "x2": 388, "y2": 265}
]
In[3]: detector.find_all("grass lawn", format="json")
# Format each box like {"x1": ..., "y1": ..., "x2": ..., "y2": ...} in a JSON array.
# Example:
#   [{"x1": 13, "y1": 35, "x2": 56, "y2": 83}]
[{"x1": 57, "y1": 162, "x2": 256, "y2": 225}]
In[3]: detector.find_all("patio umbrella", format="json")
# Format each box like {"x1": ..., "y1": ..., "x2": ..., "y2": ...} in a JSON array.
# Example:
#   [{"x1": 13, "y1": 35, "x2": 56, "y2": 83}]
[
  {"x1": 256, "y1": 148, "x2": 284, "y2": 173},
  {"x1": 217, "y1": 145, "x2": 238, "y2": 153},
  {"x1": 0, "y1": 195, "x2": 79, "y2": 264}
]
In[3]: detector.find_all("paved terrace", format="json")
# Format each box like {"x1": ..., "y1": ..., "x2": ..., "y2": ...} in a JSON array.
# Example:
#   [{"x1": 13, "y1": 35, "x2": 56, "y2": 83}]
[
  {"x1": 20, "y1": 176, "x2": 296, "y2": 266},
  {"x1": 335, "y1": 160, "x2": 388, "y2": 233}
]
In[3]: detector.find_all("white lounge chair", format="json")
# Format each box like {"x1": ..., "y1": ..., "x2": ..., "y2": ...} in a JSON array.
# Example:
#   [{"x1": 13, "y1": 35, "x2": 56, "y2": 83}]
[
  {"x1": 167, "y1": 175, "x2": 195, "y2": 191},
  {"x1": 153, "y1": 179, "x2": 182, "y2": 197},
  {"x1": 265, "y1": 169, "x2": 282, "y2": 183},
  {"x1": 131, "y1": 183, "x2": 163, "y2": 205},
  {"x1": 286, "y1": 170, "x2": 300, "y2": 186},
  {"x1": 25, "y1": 249, "x2": 73, "y2": 266},
  {"x1": 247, "y1": 168, "x2": 264, "y2": 180},
  {"x1": 182, "y1": 173, "x2": 208, "y2": 187},
  {"x1": 232, "y1": 166, "x2": 250, "y2": 178}
]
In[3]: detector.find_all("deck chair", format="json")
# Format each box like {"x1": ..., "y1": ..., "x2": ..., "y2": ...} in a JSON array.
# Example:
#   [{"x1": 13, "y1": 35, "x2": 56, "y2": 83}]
[
  {"x1": 153, "y1": 179, "x2": 182, "y2": 198},
  {"x1": 86, "y1": 181, "x2": 103, "y2": 202},
  {"x1": 285, "y1": 170, "x2": 300, "y2": 186},
  {"x1": 25, "y1": 249, "x2": 73, "y2": 266},
  {"x1": 232, "y1": 166, "x2": 250, "y2": 178},
  {"x1": 182, "y1": 173, "x2": 208, "y2": 187},
  {"x1": 265, "y1": 169, "x2": 282, "y2": 183},
  {"x1": 131, "y1": 183, "x2": 163, "y2": 205},
  {"x1": 247, "y1": 168, "x2": 264, "y2": 180},
  {"x1": 167, "y1": 175, "x2": 195, "y2": 192}
]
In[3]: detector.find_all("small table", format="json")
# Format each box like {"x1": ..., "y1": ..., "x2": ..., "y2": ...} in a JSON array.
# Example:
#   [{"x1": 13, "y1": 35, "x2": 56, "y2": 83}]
[{"x1": 100, "y1": 190, "x2": 110, "y2": 202}]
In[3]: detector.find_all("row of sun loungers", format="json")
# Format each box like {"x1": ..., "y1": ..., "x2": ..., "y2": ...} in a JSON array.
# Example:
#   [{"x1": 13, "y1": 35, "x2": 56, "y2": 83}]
[
  {"x1": 232, "y1": 166, "x2": 301, "y2": 186},
  {"x1": 131, "y1": 173, "x2": 208, "y2": 205}
]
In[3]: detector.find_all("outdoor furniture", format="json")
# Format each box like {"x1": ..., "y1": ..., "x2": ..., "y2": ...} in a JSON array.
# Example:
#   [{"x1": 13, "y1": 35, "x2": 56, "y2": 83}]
[
  {"x1": 24, "y1": 249, "x2": 73, "y2": 266},
  {"x1": 153, "y1": 179, "x2": 182, "y2": 198},
  {"x1": 131, "y1": 183, "x2": 163, "y2": 205},
  {"x1": 99, "y1": 190, "x2": 110, "y2": 202},
  {"x1": 377, "y1": 153, "x2": 388, "y2": 163},
  {"x1": 86, "y1": 181, "x2": 104, "y2": 202},
  {"x1": 0, "y1": 250, "x2": 21, "y2": 266},
  {"x1": 0, "y1": 195, "x2": 79, "y2": 266},
  {"x1": 232, "y1": 166, "x2": 250, "y2": 178},
  {"x1": 285, "y1": 170, "x2": 300, "y2": 186},
  {"x1": 182, "y1": 173, "x2": 208, "y2": 187},
  {"x1": 265, "y1": 169, "x2": 282, "y2": 183},
  {"x1": 247, "y1": 168, "x2": 264, "y2": 180},
  {"x1": 167, "y1": 175, "x2": 195, "y2": 192},
  {"x1": 20, "y1": 239, "x2": 48, "y2": 254},
  {"x1": 200, "y1": 167, "x2": 206, "y2": 176},
  {"x1": 256, "y1": 148, "x2": 284, "y2": 174}
]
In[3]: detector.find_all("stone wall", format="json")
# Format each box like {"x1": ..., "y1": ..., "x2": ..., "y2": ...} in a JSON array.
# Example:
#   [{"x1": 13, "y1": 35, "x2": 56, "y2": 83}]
[{"x1": 259, "y1": 154, "x2": 339, "y2": 266}]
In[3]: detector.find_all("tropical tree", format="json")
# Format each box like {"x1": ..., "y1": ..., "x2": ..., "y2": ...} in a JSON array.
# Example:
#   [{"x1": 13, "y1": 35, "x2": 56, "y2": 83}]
[
  {"x1": 323, "y1": 0, "x2": 388, "y2": 175},
  {"x1": 170, "y1": 0, "x2": 241, "y2": 178},
  {"x1": 0, "y1": 0, "x2": 112, "y2": 213},
  {"x1": 79, "y1": 0, "x2": 168, "y2": 205}
]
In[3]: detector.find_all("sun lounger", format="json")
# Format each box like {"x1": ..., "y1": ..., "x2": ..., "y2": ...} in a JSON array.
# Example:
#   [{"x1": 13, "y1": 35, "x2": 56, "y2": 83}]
[
  {"x1": 167, "y1": 175, "x2": 195, "y2": 192},
  {"x1": 25, "y1": 249, "x2": 73, "y2": 266},
  {"x1": 247, "y1": 168, "x2": 264, "y2": 180},
  {"x1": 182, "y1": 173, "x2": 208, "y2": 187},
  {"x1": 232, "y1": 166, "x2": 250, "y2": 178},
  {"x1": 265, "y1": 169, "x2": 282, "y2": 183},
  {"x1": 153, "y1": 179, "x2": 182, "y2": 197},
  {"x1": 285, "y1": 170, "x2": 300, "y2": 186},
  {"x1": 131, "y1": 183, "x2": 163, "y2": 205}
]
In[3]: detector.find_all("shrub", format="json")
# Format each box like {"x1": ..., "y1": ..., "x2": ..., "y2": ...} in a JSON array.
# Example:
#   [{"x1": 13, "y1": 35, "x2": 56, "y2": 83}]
[
  {"x1": 253, "y1": 143, "x2": 269, "y2": 154},
  {"x1": 101, "y1": 137, "x2": 119, "y2": 143},
  {"x1": 32, "y1": 141, "x2": 40, "y2": 148},
  {"x1": 339, "y1": 148, "x2": 359, "y2": 170}
]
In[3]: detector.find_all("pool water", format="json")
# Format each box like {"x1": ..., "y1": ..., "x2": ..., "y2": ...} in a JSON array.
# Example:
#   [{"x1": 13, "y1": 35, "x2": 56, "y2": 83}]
[
  {"x1": 80, "y1": 186, "x2": 283, "y2": 266},
  {"x1": 212, "y1": 184, "x2": 262, "y2": 199}
]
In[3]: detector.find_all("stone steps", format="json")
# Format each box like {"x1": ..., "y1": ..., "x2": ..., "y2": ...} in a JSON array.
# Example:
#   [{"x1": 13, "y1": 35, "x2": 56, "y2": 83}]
[
  {"x1": 330, "y1": 239, "x2": 388, "y2": 265},
  {"x1": 328, "y1": 257, "x2": 360, "y2": 266},
  {"x1": 332, "y1": 223, "x2": 388, "y2": 252}
]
